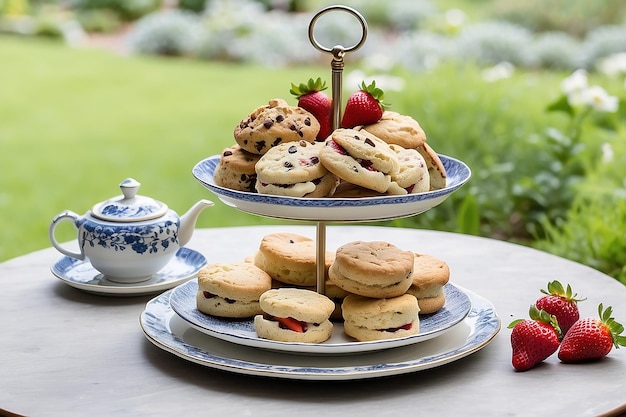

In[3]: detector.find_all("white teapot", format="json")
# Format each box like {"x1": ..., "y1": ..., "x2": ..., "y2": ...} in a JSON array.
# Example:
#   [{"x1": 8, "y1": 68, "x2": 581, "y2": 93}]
[{"x1": 49, "y1": 178, "x2": 213, "y2": 283}]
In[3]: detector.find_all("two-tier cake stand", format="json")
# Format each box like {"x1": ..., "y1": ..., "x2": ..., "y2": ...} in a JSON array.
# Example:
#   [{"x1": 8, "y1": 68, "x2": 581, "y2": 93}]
[{"x1": 139, "y1": 5, "x2": 499, "y2": 381}]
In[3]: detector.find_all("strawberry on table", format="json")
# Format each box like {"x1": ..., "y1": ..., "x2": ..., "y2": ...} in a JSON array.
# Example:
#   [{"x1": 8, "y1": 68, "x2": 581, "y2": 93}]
[
  {"x1": 558, "y1": 303, "x2": 626, "y2": 363},
  {"x1": 536, "y1": 280, "x2": 586, "y2": 336},
  {"x1": 290, "y1": 77, "x2": 333, "y2": 140},
  {"x1": 508, "y1": 305, "x2": 562, "y2": 371},
  {"x1": 341, "y1": 80, "x2": 386, "y2": 128}
]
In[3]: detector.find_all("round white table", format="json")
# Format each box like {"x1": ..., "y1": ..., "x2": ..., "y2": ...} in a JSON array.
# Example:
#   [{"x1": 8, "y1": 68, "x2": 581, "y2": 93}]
[{"x1": 1, "y1": 225, "x2": 625, "y2": 417}]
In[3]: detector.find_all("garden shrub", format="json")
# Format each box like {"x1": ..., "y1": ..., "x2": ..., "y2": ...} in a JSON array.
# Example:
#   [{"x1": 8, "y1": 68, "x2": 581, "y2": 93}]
[
  {"x1": 386, "y1": 63, "x2": 568, "y2": 240},
  {"x1": 196, "y1": 0, "x2": 316, "y2": 65},
  {"x1": 178, "y1": 0, "x2": 207, "y2": 13},
  {"x1": 530, "y1": 31, "x2": 581, "y2": 71},
  {"x1": 382, "y1": 0, "x2": 438, "y2": 32},
  {"x1": 127, "y1": 9, "x2": 205, "y2": 56},
  {"x1": 452, "y1": 21, "x2": 536, "y2": 68},
  {"x1": 390, "y1": 31, "x2": 452, "y2": 72},
  {"x1": 491, "y1": 0, "x2": 626, "y2": 38},
  {"x1": 318, "y1": 0, "x2": 437, "y2": 30},
  {"x1": 68, "y1": 0, "x2": 160, "y2": 21},
  {"x1": 75, "y1": 9, "x2": 122, "y2": 33},
  {"x1": 580, "y1": 25, "x2": 626, "y2": 70},
  {"x1": 535, "y1": 194, "x2": 626, "y2": 286}
]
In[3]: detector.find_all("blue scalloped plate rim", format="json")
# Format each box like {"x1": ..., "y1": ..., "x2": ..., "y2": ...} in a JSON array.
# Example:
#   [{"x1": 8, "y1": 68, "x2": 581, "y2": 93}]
[
  {"x1": 192, "y1": 154, "x2": 471, "y2": 221},
  {"x1": 169, "y1": 279, "x2": 471, "y2": 354},
  {"x1": 140, "y1": 286, "x2": 500, "y2": 380}
]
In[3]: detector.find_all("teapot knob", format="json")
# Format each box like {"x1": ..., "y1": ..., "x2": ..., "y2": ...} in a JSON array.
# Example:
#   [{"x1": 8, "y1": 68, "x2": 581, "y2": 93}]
[{"x1": 119, "y1": 178, "x2": 141, "y2": 200}]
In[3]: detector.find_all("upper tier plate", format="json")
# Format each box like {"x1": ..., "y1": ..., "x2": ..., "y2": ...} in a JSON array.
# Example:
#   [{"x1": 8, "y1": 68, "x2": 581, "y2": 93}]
[{"x1": 192, "y1": 154, "x2": 470, "y2": 222}]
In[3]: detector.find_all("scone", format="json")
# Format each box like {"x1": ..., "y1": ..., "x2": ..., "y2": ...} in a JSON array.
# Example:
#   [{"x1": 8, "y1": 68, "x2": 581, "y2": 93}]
[
  {"x1": 254, "y1": 288, "x2": 335, "y2": 343},
  {"x1": 253, "y1": 232, "x2": 335, "y2": 287},
  {"x1": 360, "y1": 111, "x2": 427, "y2": 149},
  {"x1": 234, "y1": 98, "x2": 320, "y2": 155},
  {"x1": 330, "y1": 181, "x2": 383, "y2": 198},
  {"x1": 387, "y1": 144, "x2": 430, "y2": 195},
  {"x1": 255, "y1": 140, "x2": 338, "y2": 197},
  {"x1": 406, "y1": 253, "x2": 450, "y2": 314},
  {"x1": 320, "y1": 128, "x2": 399, "y2": 193},
  {"x1": 213, "y1": 145, "x2": 260, "y2": 192},
  {"x1": 416, "y1": 143, "x2": 447, "y2": 190},
  {"x1": 196, "y1": 262, "x2": 272, "y2": 318},
  {"x1": 342, "y1": 294, "x2": 420, "y2": 341},
  {"x1": 329, "y1": 241, "x2": 414, "y2": 298},
  {"x1": 325, "y1": 279, "x2": 352, "y2": 321}
]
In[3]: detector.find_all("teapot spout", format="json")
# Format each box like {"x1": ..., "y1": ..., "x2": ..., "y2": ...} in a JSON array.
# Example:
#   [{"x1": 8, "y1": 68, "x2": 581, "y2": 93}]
[{"x1": 178, "y1": 199, "x2": 214, "y2": 246}]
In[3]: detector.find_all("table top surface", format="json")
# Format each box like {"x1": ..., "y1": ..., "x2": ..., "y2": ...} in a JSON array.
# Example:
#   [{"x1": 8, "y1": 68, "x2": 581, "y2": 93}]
[{"x1": 2, "y1": 225, "x2": 625, "y2": 417}]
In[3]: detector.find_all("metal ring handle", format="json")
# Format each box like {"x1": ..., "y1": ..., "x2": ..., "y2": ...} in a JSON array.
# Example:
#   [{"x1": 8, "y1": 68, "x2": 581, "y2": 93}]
[{"x1": 308, "y1": 5, "x2": 368, "y2": 56}]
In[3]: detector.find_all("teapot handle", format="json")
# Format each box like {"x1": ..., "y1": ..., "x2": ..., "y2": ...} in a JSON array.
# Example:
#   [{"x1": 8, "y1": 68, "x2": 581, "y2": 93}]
[{"x1": 49, "y1": 210, "x2": 85, "y2": 260}]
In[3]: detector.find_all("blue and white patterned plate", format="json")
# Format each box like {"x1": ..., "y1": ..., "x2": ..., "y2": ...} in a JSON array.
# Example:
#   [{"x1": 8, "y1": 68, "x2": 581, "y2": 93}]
[
  {"x1": 51, "y1": 248, "x2": 207, "y2": 296},
  {"x1": 169, "y1": 279, "x2": 471, "y2": 354},
  {"x1": 140, "y1": 286, "x2": 499, "y2": 380},
  {"x1": 192, "y1": 154, "x2": 470, "y2": 221}
]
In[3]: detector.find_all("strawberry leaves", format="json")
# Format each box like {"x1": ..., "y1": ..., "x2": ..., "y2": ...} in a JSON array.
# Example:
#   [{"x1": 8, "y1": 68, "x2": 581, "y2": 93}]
[
  {"x1": 290, "y1": 77, "x2": 333, "y2": 140},
  {"x1": 558, "y1": 303, "x2": 626, "y2": 363},
  {"x1": 508, "y1": 305, "x2": 561, "y2": 371},
  {"x1": 341, "y1": 80, "x2": 386, "y2": 128},
  {"x1": 536, "y1": 280, "x2": 586, "y2": 336}
]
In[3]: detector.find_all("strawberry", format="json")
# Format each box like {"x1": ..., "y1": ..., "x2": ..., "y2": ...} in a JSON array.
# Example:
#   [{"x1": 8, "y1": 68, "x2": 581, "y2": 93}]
[
  {"x1": 341, "y1": 80, "x2": 386, "y2": 128},
  {"x1": 290, "y1": 77, "x2": 333, "y2": 140},
  {"x1": 536, "y1": 280, "x2": 586, "y2": 336},
  {"x1": 274, "y1": 316, "x2": 306, "y2": 333},
  {"x1": 508, "y1": 305, "x2": 562, "y2": 371},
  {"x1": 558, "y1": 303, "x2": 626, "y2": 363}
]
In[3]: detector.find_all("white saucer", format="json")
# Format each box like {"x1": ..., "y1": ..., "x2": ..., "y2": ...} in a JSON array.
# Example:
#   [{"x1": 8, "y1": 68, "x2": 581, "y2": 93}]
[
  {"x1": 170, "y1": 279, "x2": 471, "y2": 354},
  {"x1": 51, "y1": 248, "x2": 207, "y2": 296},
  {"x1": 141, "y1": 287, "x2": 500, "y2": 380}
]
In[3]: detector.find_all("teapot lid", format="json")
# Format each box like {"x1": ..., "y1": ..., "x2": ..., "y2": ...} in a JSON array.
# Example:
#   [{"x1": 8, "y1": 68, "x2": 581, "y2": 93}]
[{"x1": 91, "y1": 178, "x2": 168, "y2": 222}]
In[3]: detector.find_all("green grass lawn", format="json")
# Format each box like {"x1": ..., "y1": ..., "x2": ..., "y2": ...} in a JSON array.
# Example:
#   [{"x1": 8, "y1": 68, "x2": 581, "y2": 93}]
[{"x1": 0, "y1": 36, "x2": 328, "y2": 261}]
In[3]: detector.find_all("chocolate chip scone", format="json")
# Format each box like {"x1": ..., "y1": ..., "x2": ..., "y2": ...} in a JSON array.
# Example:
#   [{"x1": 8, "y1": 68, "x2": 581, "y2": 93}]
[
  {"x1": 319, "y1": 128, "x2": 399, "y2": 193},
  {"x1": 234, "y1": 98, "x2": 320, "y2": 155},
  {"x1": 255, "y1": 140, "x2": 338, "y2": 198},
  {"x1": 416, "y1": 143, "x2": 447, "y2": 190},
  {"x1": 387, "y1": 144, "x2": 430, "y2": 195},
  {"x1": 360, "y1": 111, "x2": 427, "y2": 150},
  {"x1": 213, "y1": 145, "x2": 261, "y2": 192}
]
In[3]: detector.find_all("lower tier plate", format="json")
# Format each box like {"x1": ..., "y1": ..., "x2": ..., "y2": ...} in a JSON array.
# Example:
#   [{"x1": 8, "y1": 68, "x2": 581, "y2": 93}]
[
  {"x1": 140, "y1": 287, "x2": 500, "y2": 380},
  {"x1": 169, "y1": 279, "x2": 472, "y2": 355}
]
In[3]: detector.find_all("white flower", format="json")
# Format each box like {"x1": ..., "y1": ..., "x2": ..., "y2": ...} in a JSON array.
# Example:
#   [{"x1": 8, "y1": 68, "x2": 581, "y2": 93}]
[
  {"x1": 581, "y1": 86, "x2": 619, "y2": 112},
  {"x1": 482, "y1": 62, "x2": 514, "y2": 82},
  {"x1": 561, "y1": 69, "x2": 588, "y2": 106},
  {"x1": 601, "y1": 142, "x2": 614, "y2": 163},
  {"x1": 445, "y1": 9, "x2": 466, "y2": 31}
]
